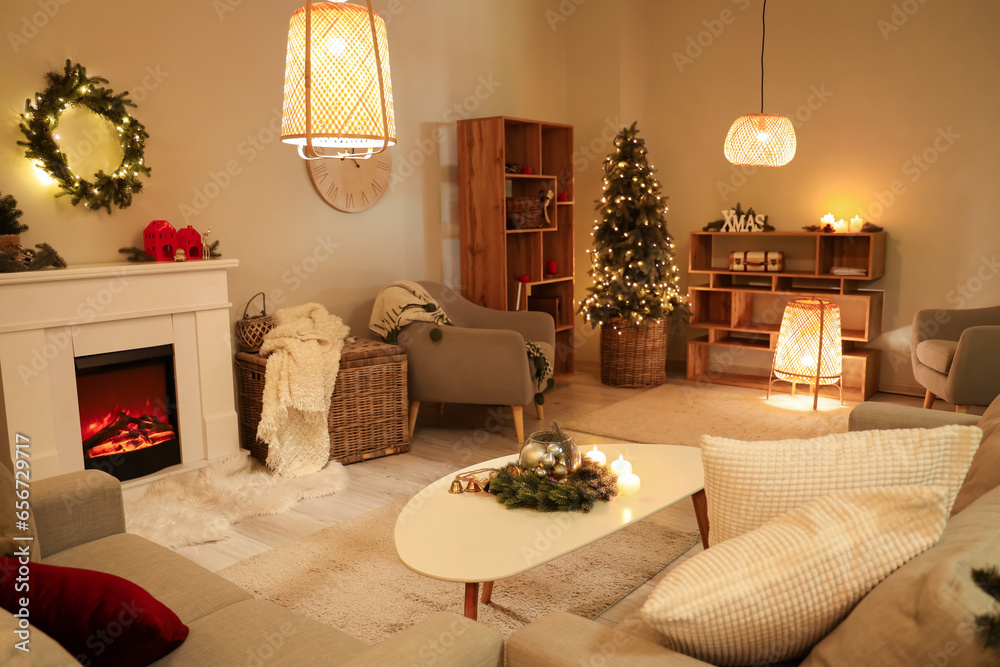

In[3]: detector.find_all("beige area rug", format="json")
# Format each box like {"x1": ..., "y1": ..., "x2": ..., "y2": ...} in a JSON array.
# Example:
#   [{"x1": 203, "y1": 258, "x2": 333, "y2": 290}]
[
  {"x1": 124, "y1": 455, "x2": 347, "y2": 548},
  {"x1": 218, "y1": 500, "x2": 700, "y2": 643},
  {"x1": 562, "y1": 378, "x2": 853, "y2": 446}
]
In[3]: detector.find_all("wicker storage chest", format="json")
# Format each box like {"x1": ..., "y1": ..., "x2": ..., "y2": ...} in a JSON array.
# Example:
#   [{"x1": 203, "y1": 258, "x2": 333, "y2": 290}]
[{"x1": 235, "y1": 339, "x2": 409, "y2": 465}]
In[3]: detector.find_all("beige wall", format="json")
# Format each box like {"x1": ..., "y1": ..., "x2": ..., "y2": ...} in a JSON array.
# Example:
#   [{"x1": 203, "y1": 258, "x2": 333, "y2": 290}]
[
  {"x1": 567, "y1": 0, "x2": 1000, "y2": 393},
  {"x1": 3, "y1": 0, "x2": 999, "y2": 395},
  {"x1": 0, "y1": 0, "x2": 567, "y2": 337}
]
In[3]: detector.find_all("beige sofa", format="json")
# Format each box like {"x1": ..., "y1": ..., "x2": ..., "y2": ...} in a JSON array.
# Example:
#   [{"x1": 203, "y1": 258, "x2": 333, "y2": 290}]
[
  {"x1": 507, "y1": 399, "x2": 1000, "y2": 666},
  {"x1": 0, "y1": 469, "x2": 503, "y2": 666}
]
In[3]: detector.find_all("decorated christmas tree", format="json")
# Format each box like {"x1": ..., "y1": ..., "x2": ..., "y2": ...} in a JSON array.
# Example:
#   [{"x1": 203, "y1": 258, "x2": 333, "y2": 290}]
[{"x1": 579, "y1": 122, "x2": 685, "y2": 329}]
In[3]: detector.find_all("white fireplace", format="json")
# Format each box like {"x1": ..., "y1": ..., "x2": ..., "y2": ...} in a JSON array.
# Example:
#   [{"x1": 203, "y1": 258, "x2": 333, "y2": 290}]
[{"x1": 0, "y1": 260, "x2": 241, "y2": 481}]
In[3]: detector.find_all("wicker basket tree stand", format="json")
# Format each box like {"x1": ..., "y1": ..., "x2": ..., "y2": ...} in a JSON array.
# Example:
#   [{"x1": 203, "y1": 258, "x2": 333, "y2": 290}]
[
  {"x1": 578, "y1": 122, "x2": 685, "y2": 390},
  {"x1": 600, "y1": 318, "x2": 668, "y2": 388}
]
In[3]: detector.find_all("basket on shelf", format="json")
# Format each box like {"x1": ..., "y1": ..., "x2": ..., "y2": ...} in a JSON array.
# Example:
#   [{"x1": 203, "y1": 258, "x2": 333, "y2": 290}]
[
  {"x1": 506, "y1": 196, "x2": 548, "y2": 230},
  {"x1": 235, "y1": 292, "x2": 274, "y2": 353},
  {"x1": 600, "y1": 318, "x2": 667, "y2": 388}
]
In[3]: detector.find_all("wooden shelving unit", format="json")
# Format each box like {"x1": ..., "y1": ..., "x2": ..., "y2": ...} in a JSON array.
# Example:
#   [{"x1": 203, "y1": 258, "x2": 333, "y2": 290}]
[
  {"x1": 686, "y1": 231, "x2": 887, "y2": 401},
  {"x1": 457, "y1": 116, "x2": 576, "y2": 374}
]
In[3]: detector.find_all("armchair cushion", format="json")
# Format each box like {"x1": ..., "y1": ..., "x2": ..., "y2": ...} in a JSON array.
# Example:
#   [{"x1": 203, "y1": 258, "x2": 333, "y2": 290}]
[
  {"x1": 701, "y1": 425, "x2": 982, "y2": 545},
  {"x1": 952, "y1": 396, "x2": 1000, "y2": 515},
  {"x1": 915, "y1": 339, "x2": 958, "y2": 374},
  {"x1": 641, "y1": 486, "x2": 949, "y2": 666}
]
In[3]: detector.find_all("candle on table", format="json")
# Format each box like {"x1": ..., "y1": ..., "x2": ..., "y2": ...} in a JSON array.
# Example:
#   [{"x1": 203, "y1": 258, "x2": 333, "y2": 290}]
[
  {"x1": 584, "y1": 446, "x2": 606, "y2": 466},
  {"x1": 820, "y1": 213, "x2": 836, "y2": 227},
  {"x1": 617, "y1": 472, "x2": 641, "y2": 496},
  {"x1": 834, "y1": 218, "x2": 847, "y2": 233},
  {"x1": 610, "y1": 455, "x2": 632, "y2": 476},
  {"x1": 849, "y1": 215, "x2": 864, "y2": 232}
]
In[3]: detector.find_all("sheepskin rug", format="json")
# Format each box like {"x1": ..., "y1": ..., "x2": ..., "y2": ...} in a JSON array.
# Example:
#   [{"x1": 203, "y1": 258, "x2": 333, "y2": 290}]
[{"x1": 124, "y1": 454, "x2": 347, "y2": 548}]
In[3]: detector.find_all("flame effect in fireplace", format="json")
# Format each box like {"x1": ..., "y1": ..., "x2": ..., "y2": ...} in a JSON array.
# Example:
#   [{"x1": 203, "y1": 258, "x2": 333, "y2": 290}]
[
  {"x1": 83, "y1": 412, "x2": 176, "y2": 459},
  {"x1": 77, "y1": 363, "x2": 176, "y2": 458}
]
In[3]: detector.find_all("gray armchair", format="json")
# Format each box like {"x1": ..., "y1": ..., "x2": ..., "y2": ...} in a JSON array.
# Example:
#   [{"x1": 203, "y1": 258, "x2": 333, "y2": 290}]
[
  {"x1": 911, "y1": 303, "x2": 1000, "y2": 412},
  {"x1": 397, "y1": 281, "x2": 555, "y2": 442}
]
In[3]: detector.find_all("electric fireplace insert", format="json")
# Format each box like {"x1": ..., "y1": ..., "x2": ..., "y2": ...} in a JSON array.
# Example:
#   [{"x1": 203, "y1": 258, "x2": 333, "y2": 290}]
[{"x1": 75, "y1": 344, "x2": 181, "y2": 482}]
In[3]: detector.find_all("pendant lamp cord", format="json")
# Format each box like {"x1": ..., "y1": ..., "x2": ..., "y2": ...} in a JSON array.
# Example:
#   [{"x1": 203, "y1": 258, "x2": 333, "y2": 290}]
[{"x1": 760, "y1": 0, "x2": 766, "y2": 114}]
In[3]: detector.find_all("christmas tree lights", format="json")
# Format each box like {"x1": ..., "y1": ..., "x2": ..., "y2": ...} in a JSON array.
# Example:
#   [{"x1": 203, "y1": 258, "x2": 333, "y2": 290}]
[{"x1": 579, "y1": 122, "x2": 685, "y2": 329}]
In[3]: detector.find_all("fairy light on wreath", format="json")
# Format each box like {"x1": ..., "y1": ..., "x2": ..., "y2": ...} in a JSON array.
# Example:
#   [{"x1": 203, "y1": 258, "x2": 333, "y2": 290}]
[{"x1": 17, "y1": 60, "x2": 151, "y2": 214}]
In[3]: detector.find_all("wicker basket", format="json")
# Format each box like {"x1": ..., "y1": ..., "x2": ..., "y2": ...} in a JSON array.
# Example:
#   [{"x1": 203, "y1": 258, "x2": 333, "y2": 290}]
[
  {"x1": 599, "y1": 318, "x2": 668, "y2": 388},
  {"x1": 506, "y1": 196, "x2": 548, "y2": 230},
  {"x1": 235, "y1": 292, "x2": 274, "y2": 353},
  {"x1": 235, "y1": 339, "x2": 409, "y2": 464}
]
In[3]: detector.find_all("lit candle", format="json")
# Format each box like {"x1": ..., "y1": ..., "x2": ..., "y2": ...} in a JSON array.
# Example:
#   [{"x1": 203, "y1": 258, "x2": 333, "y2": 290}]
[
  {"x1": 834, "y1": 218, "x2": 848, "y2": 233},
  {"x1": 610, "y1": 455, "x2": 632, "y2": 476},
  {"x1": 584, "y1": 446, "x2": 606, "y2": 466},
  {"x1": 617, "y1": 472, "x2": 641, "y2": 496},
  {"x1": 820, "y1": 213, "x2": 836, "y2": 227},
  {"x1": 849, "y1": 215, "x2": 864, "y2": 232}
]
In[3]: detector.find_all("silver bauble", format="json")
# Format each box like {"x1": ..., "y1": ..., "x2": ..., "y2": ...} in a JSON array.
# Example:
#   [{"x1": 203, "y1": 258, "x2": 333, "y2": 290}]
[
  {"x1": 518, "y1": 439, "x2": 548, "y2": 470},
  {"x1": 519, "y1": 427, "x2": 582, "y2": 478}
]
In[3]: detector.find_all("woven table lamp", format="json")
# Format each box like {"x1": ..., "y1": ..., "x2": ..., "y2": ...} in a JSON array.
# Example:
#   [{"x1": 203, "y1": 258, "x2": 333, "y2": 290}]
[
  {"x1": 767, "y1": 298, "x2": 843, "y2": 410},
  {"x1": 281, "y1": 0, "x2": 395, "y2": 160}
]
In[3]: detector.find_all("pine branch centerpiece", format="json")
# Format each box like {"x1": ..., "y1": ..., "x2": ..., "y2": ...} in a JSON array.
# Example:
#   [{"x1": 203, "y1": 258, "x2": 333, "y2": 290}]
[
  {"x1": 452, "y1": 422, "x2": 619, "y2": 512},
  {"x1": 579, "y1": 122, "x2": 686, "y2": 387}
]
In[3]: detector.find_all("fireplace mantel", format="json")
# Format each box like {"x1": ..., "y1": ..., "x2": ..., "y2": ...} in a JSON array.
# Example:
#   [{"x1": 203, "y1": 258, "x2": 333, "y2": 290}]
[{"x1": 0, "y1": 260, "x2": 241, "y2": 480}]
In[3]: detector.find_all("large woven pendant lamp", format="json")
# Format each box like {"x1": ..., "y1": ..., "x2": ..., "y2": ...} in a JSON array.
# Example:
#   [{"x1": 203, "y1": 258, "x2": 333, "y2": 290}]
[
  {"x1": 723, "y1": 0, "x2": 796, "y2": 167},
  {"x1": 280, "y1": 0, "x2": 395, "y2": 160},
  {"x1": 767, "y1": 298, "x2": 843, "y2": 410}
]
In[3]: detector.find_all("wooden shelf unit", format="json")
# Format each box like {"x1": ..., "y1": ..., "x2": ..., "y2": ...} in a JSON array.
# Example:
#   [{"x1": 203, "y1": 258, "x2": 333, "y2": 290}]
[
  {"x1": 458, "y1": 116, "x2": 575, "y2": 373},
  {"x1": 686, "y1": 231, "x2": 887, "y2": 401}
]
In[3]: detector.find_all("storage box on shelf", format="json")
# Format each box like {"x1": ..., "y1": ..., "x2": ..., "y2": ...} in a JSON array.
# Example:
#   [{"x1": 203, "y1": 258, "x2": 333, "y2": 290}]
[
  {"x1": 235, "y1": 339, "x2": 410, "y2": 464},
  {"x1": 458, "y1": 116, "x2": 576, "y2": 374},
  {"x1": 686, "y1": 231, "x2": 887, "y2": 401}
]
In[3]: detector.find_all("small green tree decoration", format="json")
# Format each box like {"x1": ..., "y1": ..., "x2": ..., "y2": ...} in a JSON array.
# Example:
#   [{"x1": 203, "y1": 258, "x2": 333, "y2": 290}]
[
  {"x1": 0, "y1": 190, "x2": 28, "y2": 236},
  {"x1": 579, "y1": 122, "x2": 686, "y2": 329},
  {"x1": 0, "y1": 190, "x2": 67, "y2": 272}
]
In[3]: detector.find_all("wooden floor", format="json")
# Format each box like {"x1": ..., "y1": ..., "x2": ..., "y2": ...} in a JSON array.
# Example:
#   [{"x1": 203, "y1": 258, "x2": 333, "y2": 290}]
[{"x1": 165, "y1": 363, "x2": 936, "y2": 628}]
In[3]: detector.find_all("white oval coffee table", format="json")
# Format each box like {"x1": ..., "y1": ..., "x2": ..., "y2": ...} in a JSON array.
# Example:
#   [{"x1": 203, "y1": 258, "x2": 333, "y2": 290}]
[{"x1": 394, "y1": 443, "x2": 707, "y2": 619}]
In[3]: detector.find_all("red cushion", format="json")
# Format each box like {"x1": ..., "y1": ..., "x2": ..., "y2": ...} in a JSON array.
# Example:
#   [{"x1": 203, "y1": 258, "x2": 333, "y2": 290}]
[{"x1": 0, "y1": 557, "x2": 188, "y2": 667}]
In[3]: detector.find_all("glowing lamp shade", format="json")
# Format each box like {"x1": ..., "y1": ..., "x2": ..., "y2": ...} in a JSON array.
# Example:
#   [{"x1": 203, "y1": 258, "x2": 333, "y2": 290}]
[
  {"x1": 768, "y1": 298, "x2": 843, "y2": 410},
  {"x1": 724, "y1": 114, "x2": 797, "y2": 167},
  {"x1": 281, "y1": 1, "x2": 396, "y2": 153}
]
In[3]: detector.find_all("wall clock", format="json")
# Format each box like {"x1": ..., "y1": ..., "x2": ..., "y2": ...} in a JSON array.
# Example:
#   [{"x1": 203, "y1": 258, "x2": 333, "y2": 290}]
[{"x1": 306, "y1": 151, "x2": 392, "y2": 213}]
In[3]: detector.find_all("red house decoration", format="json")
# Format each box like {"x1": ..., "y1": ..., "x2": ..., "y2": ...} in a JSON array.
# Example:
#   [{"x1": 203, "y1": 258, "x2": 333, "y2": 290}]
[
  {"x1": 176, "y1": 226, "x2": 203, "y2": 260},
  {"x1": 144, "y1": 220, "x2": 176, "y2": 262}
]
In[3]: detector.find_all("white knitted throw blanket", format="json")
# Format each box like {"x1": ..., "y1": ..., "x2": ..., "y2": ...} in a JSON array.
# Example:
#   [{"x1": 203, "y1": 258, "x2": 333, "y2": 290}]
[
  {"x1": 368, "y1": 280, "x2": 452, "y2": 344},
  {"x1": 257, "y1": 303, "x2": 351, "y2": 478}
]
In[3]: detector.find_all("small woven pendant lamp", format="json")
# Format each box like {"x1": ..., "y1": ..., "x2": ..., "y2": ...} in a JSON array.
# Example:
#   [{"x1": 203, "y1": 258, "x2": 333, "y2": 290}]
[
  {"x1": 280, "y1": 0, "x2": 395, "y2": 160},
  {"x1": 767, "y1": 298, "x2": 843, "y2": 410},
  {"x1": 724, "y1": 0, "x2": 796, "y2": 167}
]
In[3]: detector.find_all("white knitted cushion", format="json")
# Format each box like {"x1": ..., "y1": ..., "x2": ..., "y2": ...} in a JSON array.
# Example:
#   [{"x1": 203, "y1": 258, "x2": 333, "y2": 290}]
[
  {"x1": 640, "y1": 485, "x2": 950, "y2": 666},
  {"x1": 702, "y1": 425, "x2": 981, "y2": 545}
]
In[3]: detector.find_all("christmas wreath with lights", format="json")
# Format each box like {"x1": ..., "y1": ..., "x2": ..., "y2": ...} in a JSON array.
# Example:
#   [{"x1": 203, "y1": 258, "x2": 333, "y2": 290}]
[{"x1": 17, "y1": 60, "x2": 151, "y2": 214}]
